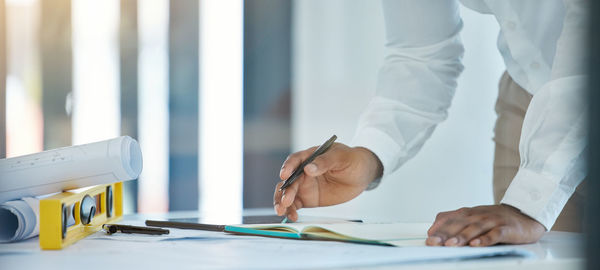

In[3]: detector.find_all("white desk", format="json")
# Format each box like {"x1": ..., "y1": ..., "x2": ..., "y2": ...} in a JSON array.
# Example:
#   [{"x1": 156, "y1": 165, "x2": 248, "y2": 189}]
[{"x1": 0, "y1": 211, "x2": 585, "y2": 270}]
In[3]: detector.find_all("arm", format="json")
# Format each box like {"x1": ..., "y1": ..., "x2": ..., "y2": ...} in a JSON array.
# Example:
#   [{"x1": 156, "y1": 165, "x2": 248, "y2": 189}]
[
  {"x1": 501, "y1": 0, "x2": 588, "y2": 231},
  {"x1": 351, "y1": 0, "x2": 465, "y2": 180},
  {"x1": 427, "y1": 0, "x2": 588, "y2": 247},
  {"x1": 274, "y1": 0, "x2": 464, "y2": 220}
]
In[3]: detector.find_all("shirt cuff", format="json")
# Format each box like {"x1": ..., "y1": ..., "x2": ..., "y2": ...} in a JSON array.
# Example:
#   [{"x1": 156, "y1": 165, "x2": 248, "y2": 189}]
[
  {"x1": 349, "y1": 127, "x2": 402, "y2": 179},
  {"x1": 500, "y1": 168, "x2": 573, "y2": 231}
]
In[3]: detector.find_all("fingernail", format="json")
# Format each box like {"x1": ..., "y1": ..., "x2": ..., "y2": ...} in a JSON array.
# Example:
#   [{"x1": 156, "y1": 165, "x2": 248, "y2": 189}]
[
  {"x1": 470, "y1": 239, "x2": 481, "y2": 246},
  {"x1": 427, "y1": 236, "x2": 441, "y2": 246},
  {"x1": 274, "y1": 204, "x2": 280, "y2": 215},
  {"x1": 306, "y1": 164, "x2": 317, "y2": 173},
  {"x1": 281, "y1": 194, "x2": 287, "y2": 204},
  {"x1": 446, "y1": 237, "x2": 458, "y2": 246}
]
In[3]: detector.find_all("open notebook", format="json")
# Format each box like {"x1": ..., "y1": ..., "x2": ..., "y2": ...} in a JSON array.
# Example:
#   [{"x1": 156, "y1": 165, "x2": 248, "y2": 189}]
[{"x1": 224, "y1": 222, "x2": 430, "y2": 246}]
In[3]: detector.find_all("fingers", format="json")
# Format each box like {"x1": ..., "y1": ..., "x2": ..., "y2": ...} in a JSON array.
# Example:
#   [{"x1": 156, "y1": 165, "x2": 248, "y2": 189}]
[
  {"x1": 273, "y1": 181, "x2": 285, "y2": 215},
  {"x1": 281, "y1": 179, "x2": 300, "y2": 208},
  {"x1": 281, "y1": 144, "x2": 346, "y2": 180},
  {"x1": 427, "y1": 208, "x2": 471, "y2": 246},
  {"x1": 427, "y1": 211, "x2": 452, "y2": 236},
  {"x1": 280, "y1": 147, "x2": 317, "y2": 180},
  {"x1": 447, "y1": 220, "x2": 497, "y2": 246},
  {"x1": 470, "y1": 226, "x2": 510, "y2": 247},
  {"x1": 304, "y1": 154, "x2": 334, "y2": 177},
  {"x1": 305, "y1": 145, "x2": 348, "y2": 178},
  {"x1": 426, "y1": 208, "x2": 503, "y2": 247},
  {"x1": 426, "y1": 205, "x2": 547, "y2": 247},
  {"x1": 275, "y1": 143, "x2": 349, "y2": 219},
  {"x1": 287, "y1": 200, "x2": 305, "y2": 222},
  {"x1": 286, "y1": 203, "x2": 299, "y2": 222},
  {"x1": 273, "y1": 178, "x2": 303, "y2": 216},
  {"x1": 427, "y1": 220, "x2": 470, "y2": 246},
  {"x1": 276, "y1": 147, "x2": 316, "y2": 217}
]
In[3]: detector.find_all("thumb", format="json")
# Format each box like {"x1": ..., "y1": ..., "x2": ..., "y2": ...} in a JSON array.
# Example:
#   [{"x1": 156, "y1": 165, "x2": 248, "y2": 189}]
[{"x1": 304, "y1": 151, "x2": 341, "y2": 177}]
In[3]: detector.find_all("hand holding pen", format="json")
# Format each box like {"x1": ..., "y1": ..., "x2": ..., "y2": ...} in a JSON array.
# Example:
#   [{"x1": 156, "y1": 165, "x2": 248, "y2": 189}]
[{"x1": 273, "y1": 135, "x2": 383, "y2": 221}]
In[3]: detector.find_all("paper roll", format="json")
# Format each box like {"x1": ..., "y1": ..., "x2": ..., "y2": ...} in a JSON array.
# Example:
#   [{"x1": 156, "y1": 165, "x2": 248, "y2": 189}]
[
  {"x1": 0, "y1": 136, "x2": 143, "y2": 203},
  {"x1": 0, "y1": 197, "x2": 39, "y2": 242}
]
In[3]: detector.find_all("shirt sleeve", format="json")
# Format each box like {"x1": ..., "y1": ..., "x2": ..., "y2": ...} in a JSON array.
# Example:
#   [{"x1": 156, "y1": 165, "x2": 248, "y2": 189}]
[
  {"x1": 500, "y1": 0, "x2": 588, "y2": 230},
  {"x1": 350, "y1": 0, "x2": 465, "y2": 177}
]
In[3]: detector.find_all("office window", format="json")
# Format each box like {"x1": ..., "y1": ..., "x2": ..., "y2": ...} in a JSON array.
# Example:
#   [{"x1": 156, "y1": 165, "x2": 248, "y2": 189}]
[
  {"x1": 5, "y1": 0, "x2": 43, "y2": 158},
  {"x1": 1, "y1": 0, "x2": 294, "y2": 215},
  {"x1": 138, "y1": 0, "x2": 169, "y2": 213},
  {"x1": 71, "y1": 0, "x2": 120, "y2": 145},
  {"x1": 198, "y1": 0, "x2": 243, "y2": 221}
]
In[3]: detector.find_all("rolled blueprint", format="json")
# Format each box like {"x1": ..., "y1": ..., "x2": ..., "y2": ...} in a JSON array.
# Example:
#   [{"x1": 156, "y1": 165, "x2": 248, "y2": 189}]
[
  {"x1": 0, "y1": 136, "x2": 143, "y2": 203},
  {"x1": 0, "y1": 197, "x2": 40, "y2": 242},
  {"x1": 0, "y1": 197, "x2": 76, "y2": 242}
]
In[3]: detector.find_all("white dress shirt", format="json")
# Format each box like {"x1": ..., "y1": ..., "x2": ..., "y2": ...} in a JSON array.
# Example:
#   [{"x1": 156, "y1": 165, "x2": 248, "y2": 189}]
[{"x1": 351, "y1": 0, "x2": 588, "y2": 230}]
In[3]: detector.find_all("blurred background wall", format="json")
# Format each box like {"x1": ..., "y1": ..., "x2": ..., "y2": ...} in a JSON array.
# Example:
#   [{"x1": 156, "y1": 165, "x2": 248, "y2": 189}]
[{"x1": 0, "y1": 0, "x2": 504, "y2": 220}]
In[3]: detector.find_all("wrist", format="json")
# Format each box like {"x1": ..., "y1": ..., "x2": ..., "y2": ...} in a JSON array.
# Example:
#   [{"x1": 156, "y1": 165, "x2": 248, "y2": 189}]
[
  {"x1": 354, "y1": 147, "x2": 383, "y2": 190},
  {"x1": 501, "y1": 203, "x2": 546, "y2": 231}
]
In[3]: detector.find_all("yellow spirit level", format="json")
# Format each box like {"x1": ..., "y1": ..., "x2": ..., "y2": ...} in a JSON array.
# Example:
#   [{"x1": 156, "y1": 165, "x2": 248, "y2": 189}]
[{"x1": 39, "y1": 182, "x2": 123, "y2": 250}]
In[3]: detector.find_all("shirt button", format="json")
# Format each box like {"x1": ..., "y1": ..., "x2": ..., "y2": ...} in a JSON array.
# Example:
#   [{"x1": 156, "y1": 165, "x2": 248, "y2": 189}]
[
  {"x1": 530, "y1": 190, "x2": 541, "y2": 201},
  {"x1": 530, "y1": 61, "x2": 541, "y2": 69},
  {"x1": 507, "y1": 21, "x2": 517, "y2": 30}
]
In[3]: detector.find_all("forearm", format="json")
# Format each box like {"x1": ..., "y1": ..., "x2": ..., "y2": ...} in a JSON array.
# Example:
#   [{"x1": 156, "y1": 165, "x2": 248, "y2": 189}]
[{"x1": 501, "y1": 0, "x2": 588, "y2": 230}]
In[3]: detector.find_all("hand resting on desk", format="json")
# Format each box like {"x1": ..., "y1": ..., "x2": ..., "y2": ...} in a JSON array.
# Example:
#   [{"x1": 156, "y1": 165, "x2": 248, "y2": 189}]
[
  {"x1": 274, "y1": 142, "x2": 545, "y2": 247},
  {"x1": 426, "y1": 204, "x2": 545, "y2": 247}
]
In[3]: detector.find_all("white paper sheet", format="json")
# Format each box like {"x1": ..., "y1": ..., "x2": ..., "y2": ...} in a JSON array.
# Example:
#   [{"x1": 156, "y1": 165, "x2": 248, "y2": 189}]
[
  {"x1": 0, "y1": 213, "x2": 541, "y2": 269},
  {"x1": 51, "y1": 226, "x2": 535, "y2": 269},
  {"x1": 75, "y1": 219, "x2": 533, "y2": 269},
  {"x1": 0, "y1": 136, "x2": 143, "y2": 203}
]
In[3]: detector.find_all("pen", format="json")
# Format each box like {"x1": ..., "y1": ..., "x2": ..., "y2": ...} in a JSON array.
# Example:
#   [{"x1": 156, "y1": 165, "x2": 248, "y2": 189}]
[
  {"x1": 145, "y1": 220, "x2": 225, "y2": 232},
  {"x1": 280, "y1": 135, "x2": 337, "y2": 191},
  {"x1": 103, "y1": 224, "x2": 170, "y2": 235}
]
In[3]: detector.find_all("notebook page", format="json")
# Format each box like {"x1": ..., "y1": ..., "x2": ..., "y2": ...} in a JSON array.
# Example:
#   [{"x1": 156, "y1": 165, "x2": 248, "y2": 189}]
[{"x1": 304, "y1": 222, "x2": 430, "y2": 246}]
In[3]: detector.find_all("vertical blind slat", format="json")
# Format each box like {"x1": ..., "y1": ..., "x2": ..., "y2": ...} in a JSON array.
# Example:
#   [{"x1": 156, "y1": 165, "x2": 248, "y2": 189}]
[
  {"x1": 40, "y1": 0, "x2": 72, "y2": 150},
  {"x1": 168, "y1": 0, "x2": 199, "y2": 211},
  {"x1": 120, "y1": 0, "x2": 139, "y2": 213},
  {"x1": 0, "y1": 0, "x2": 6, "y2": 159}
]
